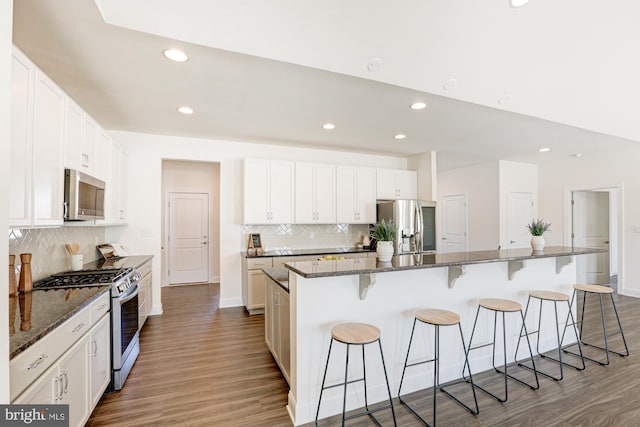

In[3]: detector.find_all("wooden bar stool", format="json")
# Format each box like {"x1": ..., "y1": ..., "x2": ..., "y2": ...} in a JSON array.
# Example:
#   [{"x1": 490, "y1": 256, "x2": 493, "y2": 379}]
[
  {"x1": 464, "y1": 298, "x2": 539, "y2": 402},
  {"x1": 515, "y1": 290, "x2": 585, "y2": 381},
  {"x1": 563, "y1": 284, "x2": 629, "y2": 366},
  {"x1": 315, "y1": 322, "x2": 397, "y2": 426},
  {"x1": 398, "y1": 308, "x2": 479, "y2": 427}
]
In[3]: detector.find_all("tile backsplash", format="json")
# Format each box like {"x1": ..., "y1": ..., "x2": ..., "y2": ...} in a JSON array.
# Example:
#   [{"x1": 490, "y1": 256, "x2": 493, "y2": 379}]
[
  {"x1": 8, "y1": 227, "x2": 106, "y2": 281},
  {"x1": 240, "y1": 223, "x2": 369, "y2": 251}
]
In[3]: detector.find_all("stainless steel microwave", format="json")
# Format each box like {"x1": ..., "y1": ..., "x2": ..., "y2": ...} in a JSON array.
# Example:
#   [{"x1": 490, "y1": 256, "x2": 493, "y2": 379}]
[{"x1": 64, "y1": 168, "x2": 105, "y2": 221}]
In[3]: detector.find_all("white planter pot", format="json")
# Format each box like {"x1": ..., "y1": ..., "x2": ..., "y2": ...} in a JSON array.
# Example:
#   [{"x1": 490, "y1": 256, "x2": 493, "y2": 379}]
[
  {"x1": 376, "y1": 241, "x2": 394, "y2": 262},
  {"x1": 530, "y1": 235, "x2": 545, "y2": 251}
]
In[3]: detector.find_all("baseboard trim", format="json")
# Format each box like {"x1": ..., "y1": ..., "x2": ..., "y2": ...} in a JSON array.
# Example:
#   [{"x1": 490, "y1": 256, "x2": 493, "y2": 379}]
[
  {"x1": 149, "y1": 305, "x2": 164, "y2": 316},
  {"x1": 219, "y1": 297, "x2": 243, "y2": 308}
]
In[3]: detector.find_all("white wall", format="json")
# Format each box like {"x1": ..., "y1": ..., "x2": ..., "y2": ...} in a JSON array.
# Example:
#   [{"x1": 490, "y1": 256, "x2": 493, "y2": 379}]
[
  {"x1": 532, "y1": 148, "x2": 640, "y2": 296},
  {"x1": 437, "y1": 162, "x2": 500, "y2": 251},
  {"x1": 1, "y1": 0, "x2": 14, "y2": 404},
  {"x1": 498, "y1": 160, "x2": 538, "y2": 247},
  {"x1": 161, "y1": 160, "x2": 220, "y2": 285},
  {"x1": 106, "y1": 131, "x2": 407, "y2": 312},
  {"x1": 407, "y1": 151, "x2": 437, "y2": 201}
]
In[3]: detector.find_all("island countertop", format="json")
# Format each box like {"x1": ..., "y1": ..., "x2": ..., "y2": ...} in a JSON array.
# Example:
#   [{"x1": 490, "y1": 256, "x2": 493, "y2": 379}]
[{"x1": 285, "y1": 246, "x2": 606, "y2": 278}]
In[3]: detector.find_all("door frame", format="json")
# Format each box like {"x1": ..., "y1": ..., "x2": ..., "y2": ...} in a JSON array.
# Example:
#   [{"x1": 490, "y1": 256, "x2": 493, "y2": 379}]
[
  {"x1": 439, "y1": 193, "x2": 469, "y2": 253},
  {"x1": 564, "y1": 183, "x2": 624, "y2": 294}
]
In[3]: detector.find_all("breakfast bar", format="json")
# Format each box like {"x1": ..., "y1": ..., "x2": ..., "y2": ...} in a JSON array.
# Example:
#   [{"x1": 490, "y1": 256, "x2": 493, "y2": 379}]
[{"x1": 283, "y1": 246, "x2": 606, "y2": 425}]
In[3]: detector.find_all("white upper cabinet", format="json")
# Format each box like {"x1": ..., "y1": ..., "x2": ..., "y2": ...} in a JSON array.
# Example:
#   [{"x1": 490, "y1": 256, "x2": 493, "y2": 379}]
[
  {"x1": 64, "y1": 99, "x2": 83, "y2": 171},
  {"x1": 295, "y1": 162, "x2": 336, "y2": 224},
  {"x1": 376, "y1": 168, "x2": 418, "y2": 200},
  {"x1": 336, "y1": 166, "x2": 376, "y2": 224},
  {"x1": 244, "y1": 159, "x2": 294, "y2": 224},
  {"x1": 9, "y1": 49, "x2": 33, "y2": 227},
  {"x1": 65, "y1": 100, "x2": 110, "y2": 181}
]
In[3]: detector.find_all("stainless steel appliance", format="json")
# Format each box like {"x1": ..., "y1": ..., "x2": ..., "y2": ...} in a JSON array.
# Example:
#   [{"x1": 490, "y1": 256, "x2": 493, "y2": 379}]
[
  {"x1": 64, "y1": 168, "x2": 106, "y2": 221},
  {"x1": 35, "y1": 267, "x2": 142, "y2": 391},
  {"x1": 376, "y1": 200, "x2": 437, "y2": 254}
]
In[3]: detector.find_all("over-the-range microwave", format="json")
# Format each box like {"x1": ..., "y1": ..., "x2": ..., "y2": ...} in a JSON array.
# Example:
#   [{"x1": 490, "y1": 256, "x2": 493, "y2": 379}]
[{"x1": 64, "y1": 168, "x2": 105, "y2": 221}]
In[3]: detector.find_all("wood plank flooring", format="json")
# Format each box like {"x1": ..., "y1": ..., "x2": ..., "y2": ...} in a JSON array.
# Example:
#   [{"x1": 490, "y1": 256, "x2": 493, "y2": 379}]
[{"x1": 87, "y1": 285, "x2": 640, "y2": 426}]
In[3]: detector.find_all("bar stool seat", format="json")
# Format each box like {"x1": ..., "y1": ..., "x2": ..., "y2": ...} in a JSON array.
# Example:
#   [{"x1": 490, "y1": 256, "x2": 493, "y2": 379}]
[
  {"x1": 563, "y1": 284, "x2": 629, "y2": 366},
  {"x1": 528, "y1": 290, "x2": 570, "y2": 301},
  {"x1": 416, "y1": 308, "x2": 460, "y2": 325},
  {"x1": 316, "y1": 322, "x2": 396, "y2": 426},
  {"x1": 465, "y1": 298, "x2": 539, "y2": 403},
  {"x1": 399, "y1": 308, "x2": 478, "y2": 426},
  {"x1": 479, "y1": 298, "x2": 522, "y2": 312},
  {"x1": 332, "y1": 322, "x2": 380, "y2": 344}
]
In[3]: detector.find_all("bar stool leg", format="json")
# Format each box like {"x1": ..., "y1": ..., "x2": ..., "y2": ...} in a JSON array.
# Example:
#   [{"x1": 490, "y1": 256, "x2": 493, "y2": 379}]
[
  {"x1": 362, "y1": 345, "x2": 369, "y2": 413},
  {"x1": 377, "y1": 340, "x2": 397, "y2": 427},
  {"x1": 440, "y1": 323, "x2": 479, "y2": 415},
  {"x1": 397, "y1": 318, "x2": 418, "y2": 397},
  {"x1": 610, "y1": 294, "x2": 630, "y2": 356},
  {"x1": 342, "y1": 344, "x2": 350, "y2": 426},
  {"x1": 315, "y1": 338, "x2": 334, "y2": 426}
]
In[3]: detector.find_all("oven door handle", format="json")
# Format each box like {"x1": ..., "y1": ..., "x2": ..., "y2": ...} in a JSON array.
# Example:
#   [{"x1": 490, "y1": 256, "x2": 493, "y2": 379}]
[{"x1": 119, "y1": 283, "x2": 140, "y2": 304}]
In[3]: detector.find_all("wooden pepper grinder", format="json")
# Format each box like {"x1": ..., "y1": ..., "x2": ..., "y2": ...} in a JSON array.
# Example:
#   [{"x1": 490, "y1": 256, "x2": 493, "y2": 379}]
[
  {"x1": 18, "y1": 253, "x2": 33, "y2": 293},
  {"x1": 9, "y1": 295, "x2": 18, "y2": 336},
  {"x1": 9, "y1": 254, "x2": 18, "y2": 295},
  {"x1": 19, "y1": 292, "x2": 32, "y2": 331}
]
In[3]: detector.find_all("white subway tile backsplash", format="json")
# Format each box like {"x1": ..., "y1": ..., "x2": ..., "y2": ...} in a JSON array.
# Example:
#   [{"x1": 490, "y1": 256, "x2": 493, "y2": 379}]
[
  {"x1": 240, "y1": 223, "x2": 369, "y2": 251},
  {"x1": 8, "y1": 227, "x2": 106, "y2": 281}
]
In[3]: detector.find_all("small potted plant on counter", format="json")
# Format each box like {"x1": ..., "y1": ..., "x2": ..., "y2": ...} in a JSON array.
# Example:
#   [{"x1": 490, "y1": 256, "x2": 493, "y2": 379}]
[
  {"x1": 527, "y1": 218, "x2": 551, "y2": 251},
  {"x1": 371, "y1": 219, "x2": 396, "y2": 262}
]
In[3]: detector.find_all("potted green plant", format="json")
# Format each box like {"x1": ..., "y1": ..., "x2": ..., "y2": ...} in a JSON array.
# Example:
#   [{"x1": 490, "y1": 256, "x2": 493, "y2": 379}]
[
  {"x1": 527, "y1": 218, "x2": 551, "y2": 251},
  {"x1": 371, "y1": 219, "x2": 396, "y2": 262}
]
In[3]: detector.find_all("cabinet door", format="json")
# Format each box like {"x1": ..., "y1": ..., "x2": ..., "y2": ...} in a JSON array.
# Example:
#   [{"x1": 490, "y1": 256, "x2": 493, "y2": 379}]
[
  {"x1": 89, "y1": 315, "x2": 111, "y2": 408},
  {"x1": 264, "y1": 278, "x2": 274, "y2": 351},
  {"x1": 269, "y1": 160, "x2": 294, "y2": 223},
  {"x1": 32, "y1": 70, "x2": 65, "y2": 226},
  {"x1": 13, "y1": 362, "x2": 57, "y2": 405},
  {"x1": 397, "y1": 170, "x2": 418, "y2": 199},
  {"x1": 95, "y1": 130, "x2": 111, "y2": 181},
  {"x1": 247, "y1": 270, "x2": 266, "y2": 310},
  {"x1": 272, "y1": 290, "x2": 281, "y2": 362},
  {"x1": 279, "y1": 288, "x2": 290, "y2": 382},
  {"x1": 118, "y1": 149, "x2": 128, "y2": 221},
  {"x1": 314, "y1": 164, "x2": 336, "y2": 223},
  {"x1": 376, "y1": 168, "x2": 399, "y2": 200},
  {"x1": 9, "y1": 50, "x2": 33, "y2": 227},
  {"x1": 65, "y1": 99, "x2": 83, "y2": 170},
  {"x1": 336, "y1": 166, "x2": 357, "y2": 223},
  {"x1": 243, "y1": 159, "x2": 270, "y2": 224},
  {"x1": 59, "y1": 336, "x2": 90, "y2": 427},
  {"x1": 356, "y1": 167, "x2": 377, "y2": 223},
  {"x1": 294, "y1": 162, "x2": 315, "y2": 223},
  {"x1": 82, "y1": 117, "x2": 98, "y2": 175}
]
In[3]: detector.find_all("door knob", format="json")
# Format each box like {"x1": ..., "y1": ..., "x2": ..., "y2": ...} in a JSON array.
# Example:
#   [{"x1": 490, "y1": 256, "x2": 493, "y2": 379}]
[
  {"x1": 202, "y1": 242, "x2": 208, "y2": 245},
  {"x1": 510, "y1": 240, "x2": 516, "y2": 244},
  {"x1": 442, "y1": 237, "x2": 447, "y2": 240},
  {"x1": 604, "y1": 241, "x2": 610, "y2": 244}
]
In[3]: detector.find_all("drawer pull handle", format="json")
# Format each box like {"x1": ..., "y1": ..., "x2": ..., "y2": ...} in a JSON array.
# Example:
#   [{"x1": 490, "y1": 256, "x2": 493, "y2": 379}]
[
  {"x1": 72, "y1": 323, "x2": 85, "y2": 333},
  {"x1": 63, "y1": 371, "x2": 69, "y2": 394},
  {"x1": 91, "y1": 339, "x2": 98, "y2": 357},
  {"x1": 27, "y1": 354, "x2": 48, "y2": 370},
  {"x1": 54, "y1": 376, "x2": 60, "y2": 401}
]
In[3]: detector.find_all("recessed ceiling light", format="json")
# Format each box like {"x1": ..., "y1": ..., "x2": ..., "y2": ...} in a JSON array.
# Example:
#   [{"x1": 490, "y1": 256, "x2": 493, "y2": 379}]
[
  {"x1": 322, "y1": 123, "x2": 335, "y2": 130},
  {"x1": 394, "y1": 134, "x2": 406, "y2": 140},
  {"x1": 177, "y1": 106, "x2": 194, "y2": 115},
  {"x1": 163, "y1": 49, "x2": 189, "y2": 62},
  {"x1": 410, "y1": 102, "x2": 427, "y2": 110},
  {"x1": 538, "y1": 147, "x2": 551, "y2": 152},
  {"x1": 510, "y1": 0, "x2": 529, "y2": 7}
]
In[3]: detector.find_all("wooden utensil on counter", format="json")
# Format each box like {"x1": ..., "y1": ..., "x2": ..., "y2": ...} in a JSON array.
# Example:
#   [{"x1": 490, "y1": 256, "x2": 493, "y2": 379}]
[
  {"x1": 65, "y1": 242, "x2": 80, "y2": 255},
  {"x1": 9, "y1": 254, "x2": 18, "y2": 295},
  {"x1": 9, "y1": 294, "x2": 17, "y2": 336},
  {"x1": 19, "y1": 292, "x2": 32, "y2": 331},
  {"x1": 18, "y1": 253, "x2": 33, "y2": 292}
]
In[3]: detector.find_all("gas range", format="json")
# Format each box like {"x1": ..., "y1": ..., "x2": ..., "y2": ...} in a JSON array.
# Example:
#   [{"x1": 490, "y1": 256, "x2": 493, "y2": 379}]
[{"x1": 35, "y1": 268, "x2": 141, "y2": 297}]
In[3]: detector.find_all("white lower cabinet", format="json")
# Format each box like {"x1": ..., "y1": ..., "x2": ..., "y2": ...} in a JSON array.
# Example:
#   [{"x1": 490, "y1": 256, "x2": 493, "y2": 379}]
[
  {"x1": 265, "y1": 276, "x2": 290, "y2": 384},
  {"x1": 138, "y1": 259, "x2": 152, "y2": 328},
  {"x1": 15, "y1": 335, "x2": 90, "y2": 427},
  {"x1": 11, "y1": 292, "x2": 111, "y2": 427},
  {"x1": 241, "y1": 257, "x2": 273, "y2": 314}
]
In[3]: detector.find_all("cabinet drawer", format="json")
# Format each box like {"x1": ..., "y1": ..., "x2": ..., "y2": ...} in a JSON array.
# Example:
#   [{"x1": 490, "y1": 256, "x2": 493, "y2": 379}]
[
  {"x1": 10, "y1": 306, "x2": 91, "y2": 400},
  {"x1": 90, "y1": 292, "x2": 111, "y2": 324},
  {"x1": 137, "y1": 260, "x2": 152, "y2": 278},
  {"x1": 247, "y1": 258, "x2": 273, "y2": 270}
]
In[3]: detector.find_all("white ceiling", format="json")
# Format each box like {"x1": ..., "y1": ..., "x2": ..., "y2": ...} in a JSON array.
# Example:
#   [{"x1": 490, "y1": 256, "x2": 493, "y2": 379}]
[{"x1": 12, "y1": 0, "x2": 640, "y2": 170}]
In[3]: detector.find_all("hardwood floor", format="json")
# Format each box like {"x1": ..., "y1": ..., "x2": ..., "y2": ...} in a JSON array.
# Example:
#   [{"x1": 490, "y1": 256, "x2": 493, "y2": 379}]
[{"x1": 88, "y1": 285, "x2": 639, "y2": 426}]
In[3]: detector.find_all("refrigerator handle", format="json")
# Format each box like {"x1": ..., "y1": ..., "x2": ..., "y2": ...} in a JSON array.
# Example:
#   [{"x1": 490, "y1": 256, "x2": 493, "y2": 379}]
[{"x1": 415, "y1": 203, "x2": 423, "y2": 253}]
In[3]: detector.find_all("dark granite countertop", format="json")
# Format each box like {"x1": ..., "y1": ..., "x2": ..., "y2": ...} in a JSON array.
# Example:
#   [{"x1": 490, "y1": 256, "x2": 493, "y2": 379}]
[
  {"x1": 81, "y1": 255, "x2": 153, "y2": 271},
  {"x1": 242, "y1": 247, "x2": 374, "y2": 258},
  {"x1": 9, "y1": 286, "x2": 110, "y2": 359},
  {"x1": 285, "y1": 246, "x2": 607, "y2": 278},
  {"x1": 263, "y1": 267, "x2": 290, "y2": 292}
]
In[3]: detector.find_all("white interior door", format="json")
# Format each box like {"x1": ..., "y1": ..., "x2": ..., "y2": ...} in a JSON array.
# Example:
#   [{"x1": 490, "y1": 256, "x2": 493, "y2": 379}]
[
  {"x1": 506, "y1": 192, "x2": 534, "y2": 249},
  {"x1": 169, "y1": 193, "x2": 209, "y2": 284},
  {"x1": 440, "y1": 194, "x2": 468, "y2": 253},
  {"x1": 573, "y1": 191, "x2": 610, "y2": 284}
]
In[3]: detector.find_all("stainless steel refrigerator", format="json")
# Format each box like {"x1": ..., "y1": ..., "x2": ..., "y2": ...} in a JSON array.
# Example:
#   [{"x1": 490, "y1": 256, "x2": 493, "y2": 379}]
[{"x1": 376, "y1": 200, "x2": 436, "y2": 254}]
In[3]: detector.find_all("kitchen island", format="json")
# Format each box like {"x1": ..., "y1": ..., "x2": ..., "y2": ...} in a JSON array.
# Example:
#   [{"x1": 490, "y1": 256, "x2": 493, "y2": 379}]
[{"x1": 283, "y1": 246, "x2": 606, "y2": 425}]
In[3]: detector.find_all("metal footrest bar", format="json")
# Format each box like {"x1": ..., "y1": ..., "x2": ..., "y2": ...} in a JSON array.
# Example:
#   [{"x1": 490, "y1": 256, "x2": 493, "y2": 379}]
[
  {"x1": 343, "y1": 403, "x2": 394, "y2": 427},
  {"x1": 321, "y1": 377, "x2": 365, "y2": 391}
]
